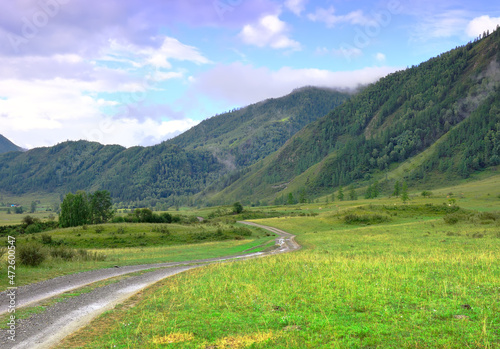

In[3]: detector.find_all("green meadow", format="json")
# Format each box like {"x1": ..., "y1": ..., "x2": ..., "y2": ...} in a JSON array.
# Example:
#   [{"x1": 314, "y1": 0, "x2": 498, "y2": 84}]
[
  {"x1": 0, "y1": 222, "x2": 275, "y2": 290},
  {"x1": 55, "y1": 177, "x2": 500, "y2": 348}
]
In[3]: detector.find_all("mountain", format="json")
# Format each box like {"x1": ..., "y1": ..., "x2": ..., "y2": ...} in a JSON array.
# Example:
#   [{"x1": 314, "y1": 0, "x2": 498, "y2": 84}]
[
  {"x1": 0, "y1": 88, "x2": 350, "y2": 207},
  {"x1": 169, "y1": 87, "x2": 350, "y2": 168},
  {"x1": 0, "y1": 140, "x2": 223, "y2": 207},
  {"x1": 206, "y1": 28, "x2": 500, "y2": 204},
  {"x1": 0, "y1": 135, "x2": 23, "y2": 154},
  {"x1": 2, "y1": 30, "x2": 499, "y2": 208}
]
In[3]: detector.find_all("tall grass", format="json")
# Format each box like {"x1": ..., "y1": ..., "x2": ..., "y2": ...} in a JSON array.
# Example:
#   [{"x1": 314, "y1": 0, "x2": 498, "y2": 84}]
[{"x1": 59, "y1": 211, "x2": 500, "y2": 348}]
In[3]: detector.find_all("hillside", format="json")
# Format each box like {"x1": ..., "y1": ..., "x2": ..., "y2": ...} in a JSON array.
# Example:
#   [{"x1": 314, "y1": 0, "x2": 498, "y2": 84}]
[
  {"x1": 0, "y1": 134, "x2": 23, "y2": 154},
  {"x1": 168, "y1": 87, "x2": 350, "y2": 168},
  {"x1": 208, "y1": 29, "x2": 500, "y2": 205},
  {"x1": 0, "y1": 88, "x2": 349, "y2": 207},
  {"x1": 0, "y1": 141, "x2": 222, "y2": 208}
]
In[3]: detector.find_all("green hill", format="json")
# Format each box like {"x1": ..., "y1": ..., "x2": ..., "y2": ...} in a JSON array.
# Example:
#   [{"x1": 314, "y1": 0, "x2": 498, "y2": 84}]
[
  {"x1": 0, "y1": 134, "x2": 23, "y2": 154},
  {"x1": 0, "y1": 88, "x2": 349, "y2": 208},
  {"x1": 2, "y1": 30, "x2": 500, "y2": 208},
  {"x1": 169, "y1": 87, "x2": 350, "y2": 168},
  {"x1": 208, "y1": 29, "x2": 500, "y2": 205}
]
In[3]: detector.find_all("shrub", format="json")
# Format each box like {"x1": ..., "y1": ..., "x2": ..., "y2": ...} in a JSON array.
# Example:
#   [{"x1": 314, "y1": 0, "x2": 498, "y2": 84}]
[
  {"x1": 50, "y1": 246, "x2": 75, "y2": 260},
  {"x1": 22, "y1": 215, "x2": 40, "y2": 226},
  {"x1": 41, "y1": 234, "x2": 53, "y2": 245},
  {"x1": 25, "y1": 224, "x2": 42, "y2": 234},
  {"x1": 152, "y1": 225, "x2": 170, "y2": 235},
  {"x1": 76, "y1": 249, "x2": 106, "y2": 261},
  {"x1": 111, "y1": 216, "x2": 125, "y2": 223},
  {"x1": 234, "y1": 227, "x2": 252, "y2": 236},
  {"x1": 233, "y1": 202, "x2": 244, "y2": 214},
  {"x1": 95, "y1": 226, "x2": 104, "y2": 234},
  {"x1": 18, "y1": 243, "x2": 47, "y2": 266},
  {"x1": 443, "y1": 214, "x2": 460, "y2": 225},
  {"x1": 344, "y1": 213, "x2": 391, "y2": 225}
]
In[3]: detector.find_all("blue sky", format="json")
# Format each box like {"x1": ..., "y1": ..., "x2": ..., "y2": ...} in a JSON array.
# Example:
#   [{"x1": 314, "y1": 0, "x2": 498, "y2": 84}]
[{"x1": 0, "y1": 0, "x2": 499, "y2": 148}]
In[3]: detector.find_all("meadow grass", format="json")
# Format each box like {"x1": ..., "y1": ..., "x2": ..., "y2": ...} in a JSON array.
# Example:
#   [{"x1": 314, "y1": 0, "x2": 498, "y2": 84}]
[
  {"x1": 59, "y1": 202, "x2": 500, "y2": 348},
  {"x1": 0, "y1": 223, "x2": 275, "y2": 290}
]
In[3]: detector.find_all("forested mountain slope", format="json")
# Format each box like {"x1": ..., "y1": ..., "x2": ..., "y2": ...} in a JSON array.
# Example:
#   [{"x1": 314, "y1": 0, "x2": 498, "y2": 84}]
[
  {"x1": 0, "y1": 141, "x2": 222, "y2": 207},
  {"x1": 209, "y1": 28, "x2": 500, "y2": 204},
  {"x1": 0, "y1": 88, "x2": 349, "y2": 207},
  {"x1": 0, "y1": 134, "x2": 23, "y2": 154},
  {"x1": 168, "y1": 87, "x2": 350, "y2": 168}
]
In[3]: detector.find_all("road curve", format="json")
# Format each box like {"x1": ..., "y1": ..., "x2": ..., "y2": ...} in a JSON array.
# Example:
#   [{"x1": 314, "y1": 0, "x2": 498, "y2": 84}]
[{"x1": 0, "y1": 221, "x2": 299, "y2": 349}]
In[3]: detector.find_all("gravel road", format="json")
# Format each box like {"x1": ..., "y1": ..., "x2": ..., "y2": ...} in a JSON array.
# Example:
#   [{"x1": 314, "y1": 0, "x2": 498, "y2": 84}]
[{"x1": 0, "y1": 221, "x2": 299, "y2": 349}]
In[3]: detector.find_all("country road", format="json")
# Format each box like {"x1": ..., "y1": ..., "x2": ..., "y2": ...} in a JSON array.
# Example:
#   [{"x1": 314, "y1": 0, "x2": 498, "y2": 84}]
[{"x1": 0, "y1": 221, "x2": 299, "y2": 349}]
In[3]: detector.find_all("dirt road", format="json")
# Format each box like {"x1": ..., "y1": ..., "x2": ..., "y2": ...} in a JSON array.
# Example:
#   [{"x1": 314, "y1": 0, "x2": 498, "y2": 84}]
[{"x1": 0, "y1": 221, "x2": 299, "y2": 349}]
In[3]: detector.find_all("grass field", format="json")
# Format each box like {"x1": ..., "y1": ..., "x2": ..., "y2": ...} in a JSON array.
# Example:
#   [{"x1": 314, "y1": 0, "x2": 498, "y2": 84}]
[
  {"x1": 56, "y1": 179, "x2": 500, "y2": 348},
  {"x1": 1, "y1": 177, "x2": 499, "y2": 347},
  {"x1": 0, "y1": 222, "x2": 275, "y2": 290}
]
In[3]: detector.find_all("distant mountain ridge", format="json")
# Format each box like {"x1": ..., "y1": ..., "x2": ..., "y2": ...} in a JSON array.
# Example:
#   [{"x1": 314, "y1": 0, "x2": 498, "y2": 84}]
[
  {"x1": 206, "y1": 28, "x2": 500, "y2": 204},
  {"x1": 0, "y1": 87, "x2": 350, "y2": 207},
  {"x1": 0, "y1": 135, "x2": 23, "y2": 154},
  {"x1": 1, "y1": 30, "x2": 499, "y2": 207}
]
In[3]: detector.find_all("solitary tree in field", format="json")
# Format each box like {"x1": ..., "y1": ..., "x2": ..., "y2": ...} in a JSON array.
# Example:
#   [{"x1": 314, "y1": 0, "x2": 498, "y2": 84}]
[{"x1": 232, "y1": 201, "x2": 243, "y2": 214}]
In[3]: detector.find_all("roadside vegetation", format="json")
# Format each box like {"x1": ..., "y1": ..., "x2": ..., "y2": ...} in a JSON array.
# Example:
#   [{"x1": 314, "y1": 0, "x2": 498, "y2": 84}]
[{"x1": 0, "y1": 196, "x2": 279, "y2": 290}]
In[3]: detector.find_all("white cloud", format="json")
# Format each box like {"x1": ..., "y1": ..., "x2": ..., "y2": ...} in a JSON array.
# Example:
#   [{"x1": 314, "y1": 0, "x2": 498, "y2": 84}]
[
  {"x1": 239, "y1": 14, "x2": 301, "y2": 50},
  {"x1": 106, "y1": 36, "x2": 210, "y2": 70},
  {"x1": 153, "y1": 71, "x2": 184, "y2": 81},
  {"x1": 0, "y1": 76, "x2": 199, "y2": 148},
  {"x1": 375, "y1": 52, "x2": 386, "y2": 62},
  {"x1": 285, "y1": 0, "x2": 308, "y2": 16},
  {"x1": 0, "y1": 35, "x2": 210, "y2": 148},
  {"x1": 193, "y1": 62, "x2": 400, "y2": 106},
  {"x1": 410, "y1": 10, "x2": 469, "y2": 42},
  {"x1": 315, "y1": 46, "x2": 363, "y2": 59},
  {"x1": 466, "y1": 15, "x2": 500, "y2": 37},
  {"x1": 307, "y1": 7, "x2": 373, "y2": 28}
]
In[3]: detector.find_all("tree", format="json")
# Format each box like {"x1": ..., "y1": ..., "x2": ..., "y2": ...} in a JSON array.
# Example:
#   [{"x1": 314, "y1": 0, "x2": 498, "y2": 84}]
[
  {"x1": 232, "y1": 202, "x2": 243, "y2": 214},
  {"x1": 59, "y1": 192, "x2": 90, "y2": 227},
  {"x1": 372, "y1": 181, "x2": 380, "y2": 198},
  {"x1": 337, "y1": 186, "x2": 344, "y2": 201},
  {"x1": 348, "y1": 184, "x2": 357, "y2": 200},
  {"x1": 393, "y1": 181, "x2": 401, "y2": 197},
  {"x1": 298, "y1": 188, "x2": 307, "y2": 203},
  {"x1": 59, "y1": 190, "x2": 113, "y2": 228},
  {"x1": 89, "y1": 190, "x2": 114, "y2": 224},
  {"x1": 401, "y1": 181, "x2": 409, "y2": 203},
  {"x1": 287, "y1": 193, "x2": 296, "y2": 205},
  {"x1": 30, "y1": 201, "x2": 37, "y2": 213},
  {"x1": 365, "y1": 184, "x2": 373, "y2": 199},
  {"x1": 134, "y1": 208, "x2": 154, "y2": 222}
]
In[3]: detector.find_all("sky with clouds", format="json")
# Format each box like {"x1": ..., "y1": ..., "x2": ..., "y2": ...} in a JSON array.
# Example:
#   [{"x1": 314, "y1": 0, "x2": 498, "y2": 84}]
[{"x1": 0, "y1": 0, "x2": 499, "y2": 149}]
